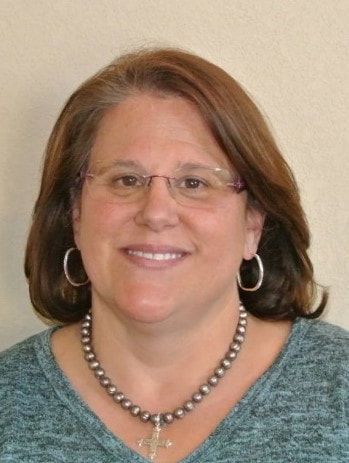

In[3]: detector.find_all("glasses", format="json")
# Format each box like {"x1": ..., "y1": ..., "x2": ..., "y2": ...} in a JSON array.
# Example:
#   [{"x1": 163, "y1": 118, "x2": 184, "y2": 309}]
[{"x1": 83, "y1": 163, "x2": 246, "y2": 209}]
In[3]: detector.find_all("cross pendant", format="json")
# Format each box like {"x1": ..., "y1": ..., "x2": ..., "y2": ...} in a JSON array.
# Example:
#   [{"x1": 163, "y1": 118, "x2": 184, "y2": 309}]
[{"x1": 138, "y1": 422, "x2": 173, "y2": 461}]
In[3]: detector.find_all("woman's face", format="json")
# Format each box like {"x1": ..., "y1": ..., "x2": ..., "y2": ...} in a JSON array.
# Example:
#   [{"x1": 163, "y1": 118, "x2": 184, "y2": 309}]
[{"x1": 73, "y1": 93, "x2": 263, "y2": 325}]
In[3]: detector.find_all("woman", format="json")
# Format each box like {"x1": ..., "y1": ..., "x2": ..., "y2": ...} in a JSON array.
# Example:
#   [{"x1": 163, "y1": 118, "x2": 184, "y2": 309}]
[{"x1": 0, "y1": 48, "x2": 348, "y2": 463}]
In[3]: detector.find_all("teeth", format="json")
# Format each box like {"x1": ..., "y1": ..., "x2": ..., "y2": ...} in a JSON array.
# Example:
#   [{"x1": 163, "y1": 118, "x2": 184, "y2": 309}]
[{"x1": 126, "y1": 250, "x2": 183, "y2": 260}]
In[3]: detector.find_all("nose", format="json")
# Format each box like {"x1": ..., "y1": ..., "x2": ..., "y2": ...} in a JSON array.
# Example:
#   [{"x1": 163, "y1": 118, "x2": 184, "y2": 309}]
[{"x1": 134, "y1": 176, "x2": 180, "y2": 231}]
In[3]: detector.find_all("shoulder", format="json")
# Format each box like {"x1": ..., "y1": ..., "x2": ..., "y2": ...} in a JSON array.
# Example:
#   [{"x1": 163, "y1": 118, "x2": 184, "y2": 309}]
[
  {"x1": 0, "y1": 332, "x2": 39, "y2": 370},
  {"x1": 295, "y1": 318, "x2": 349, "y2": 364},
  {"x1": 302, "y1": 317, "x2": 349, "y2": 340},
  {"x1": 0, "y1": 328, "x2": 56, "y2": 395},
  {"x1": 0, "y1": 329, "x2": 50, "y2": 365},
  {"x1": 282, "y1": 318, "x2": 349, "y2": 406},
  {"x1": 0, "y1": 328, "x2": 63, "y2": 445}
]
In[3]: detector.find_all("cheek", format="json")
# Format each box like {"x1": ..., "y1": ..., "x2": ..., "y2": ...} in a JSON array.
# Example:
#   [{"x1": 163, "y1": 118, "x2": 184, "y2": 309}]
[
  {"x1": 185, "y1": 209, "x2": 246, "y2": 298},
  {"x1": 215, "y1": 223, "x2": 246, "y2": 272},
  {"x1": 79, "y1": 198, "x2": 128, "y2": 241},
  {"x1": 77, "y1": 205, "x2": 132, "y2": 296},
  {"x1": 76, "y1": 200, "x2": 130, "y2": 276},
  {"x1": 190, "y1": 205, "x2": 247, "y2": 279},
  {"x1": 203, "y1": 207, "x2": 246, "y2": 252}
]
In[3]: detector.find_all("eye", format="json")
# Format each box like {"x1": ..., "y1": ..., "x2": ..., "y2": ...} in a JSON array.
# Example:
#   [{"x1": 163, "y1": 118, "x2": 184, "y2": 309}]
[
  {"x1": 109, "y1": 174, "x2": 143, "y2": 188},
  {"x1": 178, "y1": 176, "x2": 209, "y2": 189}
]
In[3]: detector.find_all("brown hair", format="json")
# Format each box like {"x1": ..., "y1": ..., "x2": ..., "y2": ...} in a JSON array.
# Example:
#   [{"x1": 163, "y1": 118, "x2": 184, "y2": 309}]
[{"x1": 25, "y1": 47, "x2": 327, "y2": 323}]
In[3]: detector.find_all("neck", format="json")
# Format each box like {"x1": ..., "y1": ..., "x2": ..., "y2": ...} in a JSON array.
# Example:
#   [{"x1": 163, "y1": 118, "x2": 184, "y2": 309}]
[{"x1": 89, "y1": 292, "x2": 241, "y2": 398}]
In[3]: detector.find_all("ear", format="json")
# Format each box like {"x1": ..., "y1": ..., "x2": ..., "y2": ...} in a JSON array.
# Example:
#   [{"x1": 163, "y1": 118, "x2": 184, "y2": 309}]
[
  {"x1": 243, "y1": 206, "x2": 265, "y2": 260},
  {"x1": 72, "y1": 199, "x2": 82, "y2": 250}
]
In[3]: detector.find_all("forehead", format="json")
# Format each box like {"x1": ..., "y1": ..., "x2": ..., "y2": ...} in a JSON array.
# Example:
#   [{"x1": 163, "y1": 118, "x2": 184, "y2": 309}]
[{"x1": 90, "y1": 93, "x2": 231, "y2": 170}]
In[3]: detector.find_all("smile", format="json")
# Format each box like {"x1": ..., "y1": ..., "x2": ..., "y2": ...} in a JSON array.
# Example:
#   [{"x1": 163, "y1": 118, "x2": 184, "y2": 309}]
[{"x1": 126, "y1": 250, "x2": 184, "y2": 261}]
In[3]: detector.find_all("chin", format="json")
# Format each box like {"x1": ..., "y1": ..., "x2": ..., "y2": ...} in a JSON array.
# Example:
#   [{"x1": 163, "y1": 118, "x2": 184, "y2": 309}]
[
  {"x1": 115, "y1": 291, "x2": 176, "y2": 325},
  {"x1": 122, "y1": 303, "x2": 175, "y2": 325}
]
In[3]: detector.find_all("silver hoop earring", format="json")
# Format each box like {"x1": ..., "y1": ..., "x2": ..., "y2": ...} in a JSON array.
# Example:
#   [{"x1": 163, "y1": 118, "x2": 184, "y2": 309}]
[
  {"x1": 237, "y1": 253, "x2": 264, "y2": 292},
  {"x1": 63, "y1": 247, "x2": 89, "y2": 287}
]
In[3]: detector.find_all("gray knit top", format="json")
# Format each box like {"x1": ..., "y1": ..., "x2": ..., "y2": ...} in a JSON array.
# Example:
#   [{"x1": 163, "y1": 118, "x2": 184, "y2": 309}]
[{"x1": 0, "y1": 318, "x2": 348, "y2": 462}]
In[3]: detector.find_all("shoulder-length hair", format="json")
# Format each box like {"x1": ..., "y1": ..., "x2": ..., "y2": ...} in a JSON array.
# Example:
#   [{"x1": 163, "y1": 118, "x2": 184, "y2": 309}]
[{"x1": 25, "y1": 47, "x2": 327, "y2": 323}]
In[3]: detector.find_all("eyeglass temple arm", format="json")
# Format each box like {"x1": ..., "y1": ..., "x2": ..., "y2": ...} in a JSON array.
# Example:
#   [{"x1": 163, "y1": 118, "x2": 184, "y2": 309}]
[{"x1": 227, "y1": 177, "x2": 247, "y2": 193}]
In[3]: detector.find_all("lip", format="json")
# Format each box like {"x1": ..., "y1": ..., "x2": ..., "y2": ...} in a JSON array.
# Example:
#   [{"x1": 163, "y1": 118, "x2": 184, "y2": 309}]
[
  {"x1": 122, "y1": 244, "x2": 190, "y2": 253},
  {"x1": 120, "y1": 244, "x2": 191, "y2": 269}
]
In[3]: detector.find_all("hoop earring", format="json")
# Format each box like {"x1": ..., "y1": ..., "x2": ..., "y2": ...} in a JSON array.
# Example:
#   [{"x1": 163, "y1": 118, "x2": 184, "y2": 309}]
[
  {"x1": 237, "y1": 253, "x2": 264, "y2": 292},
  {"x1": 63, "y1": 247, "x2": 89, "y2": 287}
]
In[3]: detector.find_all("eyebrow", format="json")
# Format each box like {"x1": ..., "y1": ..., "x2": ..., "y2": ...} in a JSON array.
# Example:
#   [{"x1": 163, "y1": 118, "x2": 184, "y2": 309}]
[
  {"x1": 103, "y1": 159, "x2": 231, "y2": 172},
  {"x1": 176, "y1": 162, "x2": 228, "y2": 171},
  {"x1": 91, "y1": 159, "x2": 148, "y2": 174},
  {"x1": 109, "y1": 160, "x2": 143, "y2": 169}
]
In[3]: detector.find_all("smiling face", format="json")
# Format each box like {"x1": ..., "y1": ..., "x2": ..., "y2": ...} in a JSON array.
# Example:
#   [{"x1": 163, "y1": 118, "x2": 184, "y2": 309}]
[{"x1": 73, "y1": 93, "x2": 263, "y2": 325}]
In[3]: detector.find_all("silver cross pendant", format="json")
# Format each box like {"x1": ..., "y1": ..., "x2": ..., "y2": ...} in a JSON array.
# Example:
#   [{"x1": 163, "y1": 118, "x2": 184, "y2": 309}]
[{"x1": 138, "y1": 421, "x2": 173, "y2": 461}]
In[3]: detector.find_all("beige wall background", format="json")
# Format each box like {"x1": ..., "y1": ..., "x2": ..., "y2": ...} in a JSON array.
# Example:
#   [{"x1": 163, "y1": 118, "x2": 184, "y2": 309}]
[{"x1": 0, "y1": 0, "x2": 348, "y2": 351}]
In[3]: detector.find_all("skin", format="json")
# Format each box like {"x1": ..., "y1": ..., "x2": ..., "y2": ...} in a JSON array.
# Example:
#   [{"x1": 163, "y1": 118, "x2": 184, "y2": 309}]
[
  {"x1": 74, "y1": 93, "x2": 263, "y2": 328},
  {"x1": 52, "y1": 93, "x2": 292, "y2": 462}
]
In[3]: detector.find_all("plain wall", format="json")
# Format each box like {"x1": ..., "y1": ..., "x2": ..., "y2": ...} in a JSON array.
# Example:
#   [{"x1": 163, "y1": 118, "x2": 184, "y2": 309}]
[{"x1": 1, "y1": 0, "x2": 348, "y2": 351}]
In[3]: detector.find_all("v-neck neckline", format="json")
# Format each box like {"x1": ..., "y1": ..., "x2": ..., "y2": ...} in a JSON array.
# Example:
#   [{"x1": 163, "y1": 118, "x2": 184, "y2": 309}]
[{"x1": 34, "y1": 317, "x2": 309, "y2": 462}]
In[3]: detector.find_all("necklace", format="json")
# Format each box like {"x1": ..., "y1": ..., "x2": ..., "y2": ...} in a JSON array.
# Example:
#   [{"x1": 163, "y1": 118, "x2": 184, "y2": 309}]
[{"x1": 81, "y1": 303, "x2": 247, "y2": 461}]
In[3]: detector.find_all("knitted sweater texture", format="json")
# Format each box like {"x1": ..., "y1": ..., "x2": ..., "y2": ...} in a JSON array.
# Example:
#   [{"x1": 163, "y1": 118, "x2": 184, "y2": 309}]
[{"x1": 0, "y1": 318, "x2": 348, "y2": 462}]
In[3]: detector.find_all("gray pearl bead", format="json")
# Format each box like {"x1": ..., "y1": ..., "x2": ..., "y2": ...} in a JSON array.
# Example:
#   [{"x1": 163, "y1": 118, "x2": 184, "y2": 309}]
[
  {"x1": 130, "y1": 405, "x2": 141, "y2": 416},
  {"x1": 214, "y1": 367, "x2": 225, "y2": 378},
  {"x1": 121, "y1": 399, "x2": 132, "y2": 409},
  {"x1": 230, "y1": 342, "x2": 241, "y2": 352},
  {"x1": 174, "y1": 408, "x2": 185, "y2": 419},
  {"x1": 234, "y1": 334, "x2": 244, "y2": 343},
  {"x1": 208, "y1": 375, "x2": 219, "y2": 386},
  {"x1": 226, "y1": 350, "x2": 237, "y2": 360},
  {"x1": 94, "y1": 368, "x2": 105, "y2": 378},
  {"x1": 199, "y1": 384, "x2": 210, "y2": 395},
  {"x1": 163, "y1": 413, "x2": 174, "y2": 423},
  {"x1": 113, "y1": 392, "x2": 125, "y2": 403},
  {"x1": 79, "y1": 310, "x2": 249, "y2": 432},
  {"x1": 107, "y1": 385, "x2": 117, "y2": 395},
  {"x1": 192, "y1": 392, "x2": 203, "y2": 403},
  {"x1": 150, "y1": 414, "x2": 161, "y2": 425},
  {"x1": 140, "y1": 411, "x2": 151, "y2": 422},
  {"x1": 89, "y1": 360, "x2": 100, "y2": 370},
  {"x1": 99, "y1": 377, "x2": 111, "y2": 387},
  {"x1": 183, "y1": 401, "x2": 194, "y2": 411},
  {"x1": 221, "y1": 359, "x2": 232, "y2": 369}
]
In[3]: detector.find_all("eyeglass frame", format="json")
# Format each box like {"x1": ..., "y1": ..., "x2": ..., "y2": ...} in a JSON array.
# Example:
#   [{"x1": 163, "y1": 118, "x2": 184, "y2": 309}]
[{"x1": 80, "y1": 164, "x2": 247, "y2": 206}]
